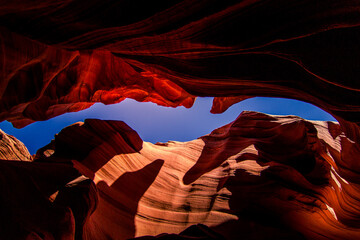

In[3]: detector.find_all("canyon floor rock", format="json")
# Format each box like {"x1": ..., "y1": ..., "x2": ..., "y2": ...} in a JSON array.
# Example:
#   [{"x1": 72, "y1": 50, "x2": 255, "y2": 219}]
[{"x1": 1, "y1": 112, "x2": 359, "y2": 239}]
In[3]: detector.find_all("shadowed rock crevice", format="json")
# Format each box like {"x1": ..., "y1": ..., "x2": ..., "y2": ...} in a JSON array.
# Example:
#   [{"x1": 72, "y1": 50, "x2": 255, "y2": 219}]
[
  {"x1": 0, "y1": 112, "x2": 353, "y2": 239},
  {"x1": 0, "y1": 1, "x2": 360, "y2": 239},
  {"x1": 92, "y1": 160, "x2": 164, "y2": 239}
]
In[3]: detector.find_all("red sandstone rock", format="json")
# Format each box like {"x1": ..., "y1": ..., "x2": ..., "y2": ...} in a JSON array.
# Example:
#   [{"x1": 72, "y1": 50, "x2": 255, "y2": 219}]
[
  {"x1": 0, "y1": 0, "x2": 360, "y2": 138},
  {"x1": 0, "y1": 128, "x2": 32, "y2": 161},
  {"x1": 0, "y1": 159, "x2": 81, "y2": 239},
  {"x1": 0, "y1": 1, "x2": 360, "y2": 239},
  {"x1": 29, "y1": 113, "x2": 360, "y2": 239},
  {"x1": 0, "y1": 28, "x2": 195, "y2": 128}
]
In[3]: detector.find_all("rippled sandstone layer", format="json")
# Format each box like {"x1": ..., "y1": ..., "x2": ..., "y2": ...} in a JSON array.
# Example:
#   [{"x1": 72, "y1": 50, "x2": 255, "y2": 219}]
[
  {"x1": 0, "y1": 128, "x2": 32, "y2": 161},
  {"x1": 1, "y1": 1, "x2": 360, "y2": 239},
  {"x1": 0, "y1": 111, "x2": 352, "y2": 239}
]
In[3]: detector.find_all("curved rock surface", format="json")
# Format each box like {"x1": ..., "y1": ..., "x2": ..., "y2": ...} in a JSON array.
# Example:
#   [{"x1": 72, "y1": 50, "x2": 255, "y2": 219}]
[
  {"x1": 0, "y1": 128, "x2": 32, "y2": 161},
  {"x1": 0, "y1": 0, "x2": 359, "y2": 137},
  {"x1": 30, "y1": 112, "x2": 360, "y2": 239},
  {"x1": 0, "y1": 158, "x2": 82, "y2": 239},
  {"x1": 0, "y1": 1, "x2": 360, "y2": 239}
]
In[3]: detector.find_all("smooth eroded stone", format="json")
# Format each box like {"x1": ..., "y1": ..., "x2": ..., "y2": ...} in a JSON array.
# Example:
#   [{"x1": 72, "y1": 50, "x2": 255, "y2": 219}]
[{"x1": 34, "y1": 112, "x2": 360, "y2": 239}]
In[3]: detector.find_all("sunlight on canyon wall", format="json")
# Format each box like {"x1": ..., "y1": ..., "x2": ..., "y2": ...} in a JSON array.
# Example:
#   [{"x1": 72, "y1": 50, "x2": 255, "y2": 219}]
[{"x1": 0, "y1": 0, "x2": 360, "y2": 239}]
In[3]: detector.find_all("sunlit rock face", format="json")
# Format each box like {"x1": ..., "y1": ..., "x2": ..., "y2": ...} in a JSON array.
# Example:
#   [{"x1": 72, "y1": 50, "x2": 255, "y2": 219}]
[
  {"x1": 29, "y1": 112, "x2": 360, "y2": 239},
  {"x1": 0, "y1": 129, "x2": 32, "y2": 161},
  {"x1": 1, "y1": 1, "x2": 360, "y2": 239},
  {"x1": 0, "y1": 0, "x2": 360, "y2": 137}
]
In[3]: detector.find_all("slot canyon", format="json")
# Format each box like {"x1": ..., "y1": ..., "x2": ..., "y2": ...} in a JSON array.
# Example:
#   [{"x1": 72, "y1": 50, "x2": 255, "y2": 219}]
[{"x1": 0, "y1": 0, "x2": 360, "y2": 239}]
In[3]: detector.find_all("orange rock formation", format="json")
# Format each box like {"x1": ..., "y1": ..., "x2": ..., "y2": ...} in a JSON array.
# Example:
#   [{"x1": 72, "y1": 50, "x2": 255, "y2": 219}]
[
  {"x1": 0, "y1": 1, "x2": 359, "y2": 134},
  {"x1": 0, "y1": 112, "x2": 354, "y2": 239},
  {"x1": 0, "y1": 0, "x2": 360, "y2": 239},
  {"x1": 0, "y1": 128, "x2": 32, "y2": 161}
]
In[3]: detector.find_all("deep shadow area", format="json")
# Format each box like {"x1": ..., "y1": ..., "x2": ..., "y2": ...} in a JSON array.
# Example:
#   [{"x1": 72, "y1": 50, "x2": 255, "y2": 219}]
[
  {"x1": 0, "y1": 0, "x2": 359, "y2": 239},
  {"x1": 131, "y1": 224, "x2": 226, "y2": 239},
  {"x1": 95, "y1": 159, "x2": 164, "y2": 239},
  {"x1": 181, "y1": 112, "x2": 331, "y2": 239},
  {"x1": 0, "y1": 160, "x2": 80, "y2": 239},
  {"x1": 215, "y1": 167, "x2": 307, "y2": 240}
]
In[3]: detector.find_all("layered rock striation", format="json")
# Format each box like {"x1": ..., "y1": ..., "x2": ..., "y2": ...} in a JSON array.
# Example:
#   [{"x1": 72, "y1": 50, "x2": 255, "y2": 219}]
[
  {"x1": 9, "y1": 112, "x2": 355, "y2": 239},
  {"x1": 0, "y1": 0, "x2": 360, "y2": 138},
  {"x1": 0, "y1": 129, "x2": 32, "y2": 161},
  {"x1": 0, "y1": 1, "x2": 360, "y2": 239}
]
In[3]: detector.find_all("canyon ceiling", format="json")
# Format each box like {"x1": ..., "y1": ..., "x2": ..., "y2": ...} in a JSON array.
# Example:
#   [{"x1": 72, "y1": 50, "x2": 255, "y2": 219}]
[{"x1": 0, "y1": 0, "x2": 360, "y2": 239}]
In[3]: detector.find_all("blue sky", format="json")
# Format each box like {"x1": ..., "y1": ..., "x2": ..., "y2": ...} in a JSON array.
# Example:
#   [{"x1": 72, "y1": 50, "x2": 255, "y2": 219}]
[{"x1": 0, "y1": 97, "x2": 336, "y2": 155}]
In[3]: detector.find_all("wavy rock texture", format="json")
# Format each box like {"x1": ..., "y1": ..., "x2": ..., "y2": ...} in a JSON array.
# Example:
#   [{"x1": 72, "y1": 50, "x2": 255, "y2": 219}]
[
  {"x1": 0, "y1": 28, "x2": 195, "y2": 128},
  {"x1": 1, "y1": 1, "x2": 360, "y2": 239},
  {"x1": 30, "y1": 112, "x2": 360, "y2": 239},
  {"x1": 0, "y1": 0, "x2": 360, "y2": 137},
  {"x1": 0, "y1": 129, "x2": 32, "y2": 161}
]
